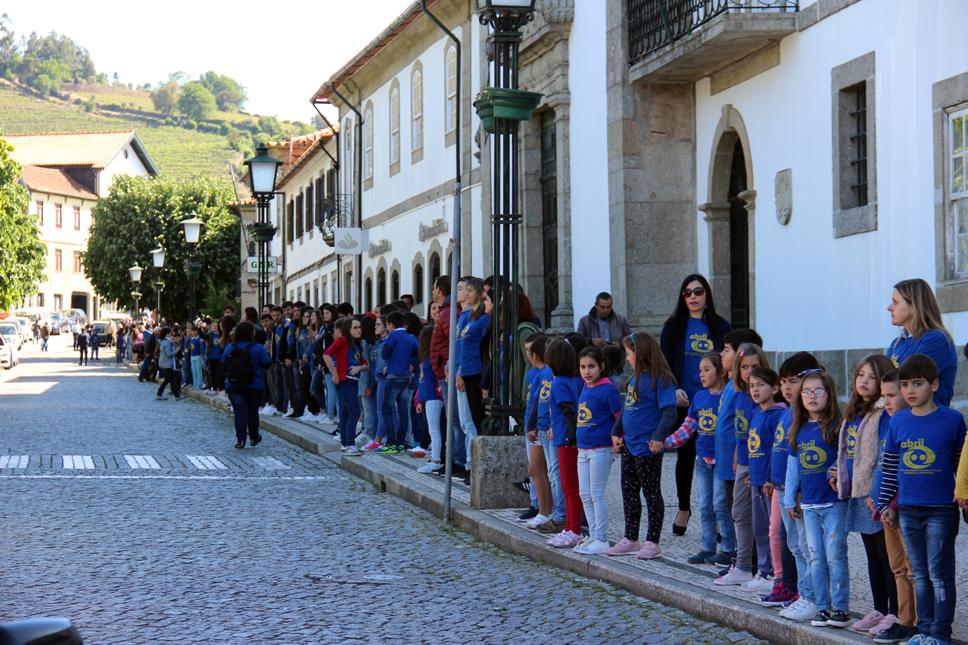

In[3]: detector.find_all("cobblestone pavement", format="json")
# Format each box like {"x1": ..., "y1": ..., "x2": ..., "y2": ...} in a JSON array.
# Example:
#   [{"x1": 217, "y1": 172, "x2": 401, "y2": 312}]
[{"x1": 0, "y1": 335, "x2": 764, "y2": 645}]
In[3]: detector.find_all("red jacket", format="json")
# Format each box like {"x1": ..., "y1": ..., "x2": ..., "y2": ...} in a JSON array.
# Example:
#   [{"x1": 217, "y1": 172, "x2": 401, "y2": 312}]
[
  {"x1": 323, "y1": 336, "x2": 366, "y2": 381},
  {"x1": 429, "y1": 300, "x2": 451, "y2": 380}
]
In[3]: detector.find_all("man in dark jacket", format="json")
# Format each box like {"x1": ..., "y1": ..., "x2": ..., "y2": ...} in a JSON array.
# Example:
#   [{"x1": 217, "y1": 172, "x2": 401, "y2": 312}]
[
  {"x1": 576, "y1": 292, "x2": 633, "y2": 347},
  {"x1": 139, "y1": 327, "x2": 157, "y2": 381}
]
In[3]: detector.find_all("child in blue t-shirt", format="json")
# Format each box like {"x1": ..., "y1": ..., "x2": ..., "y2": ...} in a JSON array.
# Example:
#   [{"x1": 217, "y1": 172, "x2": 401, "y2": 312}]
[
  {"x1": 877, "y1": 354, "x2": 966, "y2": 644},
  {"x1": 522, "y1": 334, "x2": 557, "y2": 530},
  {"x1": 746, "y1": 367, "x2": 787, "y2": 589},
  {"x1": 414, "y1": 325, "x2": 443, "y2": 473},
  {"x1": 664, "y1": 353, "x2": 728, "y2": 565},
  {"x1": 573, "y1": 346, "x2": 623, "y2": 556},
  {"x1": 544, "y1": 338, "x2": 584, "y2": 550},
  {"x1": 188, "y1": 326, "x2": 204, "y2": 390}
]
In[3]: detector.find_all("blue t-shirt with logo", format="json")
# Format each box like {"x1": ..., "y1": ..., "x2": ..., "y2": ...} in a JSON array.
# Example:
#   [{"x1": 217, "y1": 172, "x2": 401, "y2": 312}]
[
  {"x1": 884, "y1": 406, "x2": 966, "y2": 506},
  {"x1": 577, "y1": 379, "x2": 623, "y2": 449},
  {"x1": 734, "y1": 391, "x2": 755, "y2": 466},
  {"x1": 689, "y1": 388, "x2": 722, "y2": 460},
  {"x1": 793, "y1": 420, "x2": 840, "y2": 505},
  {"x1": 549, "y1": 375, "x2": 582, "y2": 447},
  {"x1": 747, "y1": 404, "x2": 786, "y2": 486},
  {"x1": 715, "y1": 380, "x2": 738, "y2": 481},
  {"x1": 523, "y1": 367, "x2": 538, "y2": 431},
  {"x1": 770, "y1": 409, "x2": 794, "y2": 485},
  {"x1": 189, "y1": 337, "x2": 202, "y2": 356},
  {"x1": 457, "y1": 312, "x2": 490, "y2": 377},
  {"x1": 536, "y1": 366, "x2": 553, "y2": 431},
  {"x1": 869, "y1": 412, "x2": 892, "y2": 503},
  {"x1": 680, "y1": 317, "x2": 715, "y2": 398},
  {"x1": 842, "y1": 416, "x2": 862, "y2": 480},
  {"x1": 622, "y1": 374, "x2": 677, "y2": 457},
  {"x1": 887, "y1": 329, "x2": 957, "y2": 406},
  {"x1": 417, "y1": 357, "x2": 440, "y2": 402}
]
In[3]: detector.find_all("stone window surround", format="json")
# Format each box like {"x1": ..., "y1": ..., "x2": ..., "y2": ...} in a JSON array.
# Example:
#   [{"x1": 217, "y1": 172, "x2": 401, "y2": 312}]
[
  {"x1": 363, "y1": 101, "x2": 374, "y2": 190},
  {"x1": 411, "y1": 251, "x2": 425, "y2": 309},
  {"x1": 831, "y1": 51, "x2": 877, "y2": 238},
  {"x1": 388, "y1": 79, "x2": 401, "y2": 177},
  {"x1": 933, "y1": 70, "x2": 968, "y2": 313},
  {"x1": 411, "y1": 62, "x2": 424, "y2": 163}
]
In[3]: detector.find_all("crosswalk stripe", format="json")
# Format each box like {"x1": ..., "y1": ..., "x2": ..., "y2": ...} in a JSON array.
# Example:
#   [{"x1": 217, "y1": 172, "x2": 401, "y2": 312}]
[
  {"x1": 186, "y1": 455, "x2": 227, "y2": 470},
  {"x1": 0, "y1": 455, "x2": 29, "y2": 469},
  {"x1": 124, "y1": 455, "x2": 161, "y2": 469},
  {"x1": 251, "y1": 456, "x2": 289, "y2": 470},
  {"x1": 63, "y1": 455, "x2": 95, "y2": 469}
]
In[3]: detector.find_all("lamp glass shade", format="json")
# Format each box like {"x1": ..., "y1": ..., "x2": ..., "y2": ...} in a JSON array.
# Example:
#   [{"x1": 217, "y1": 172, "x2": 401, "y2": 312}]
[
  {"x1": 244, "y1": 144, "x2": 282, "y2": 195},
  {"x1": 128, "y1": 264, "x2": 144, "y2": 283},
  {"x1": 181, "y1": 216, "x2": 204, "y2": 245},
  {"x1": 150, "y1": 247, "x2": 166, "y2": 268},
  {"x1": 478, "y1": 0, "x2": 535, "y2": 10}
]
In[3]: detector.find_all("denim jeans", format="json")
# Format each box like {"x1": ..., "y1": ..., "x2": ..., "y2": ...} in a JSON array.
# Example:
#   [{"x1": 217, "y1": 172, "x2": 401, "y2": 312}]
[
  {"x1": 284, "y1": 363, "x2": 302, "y2": 414},
  {"x1": 899, "y1": 505, "x2": 960, "y2": 641},
  {"x1": 336, "y1": 379, "x2": 361, "y2": 447},
  {"x1": 424, "y1": 399, "x2": 444, "y2": 462},
  {"x1": 383, "y1": 376, "x2": 411, "y2": 447},
  {"x1": 526, "y1": 435, "x2": 539, "y2": 509},
  {"x1": 578, "y1": 447, "x2": 615, "y2": 542},
  {"x1": 779, "y1": 511, "x2": 815, "y2": 603},
  {"x1": 803, "y1": 501, "x2": 849, "y2": 611},
  {"x1": 191, "y1": 355, "x2": 204, "y2": 389},
  {"x1": 457, "y1": 389, "x2": 477, "y2": 470},
  {"x1": 181, "y1": 355, "x2": 192, "y2": 387},
  {"x1": 228, "y1": 388, "x2": 262, "y2": 443},
  {"x1": 751, "y1": 485, "x2": 774, "y2": 577},
  {"x1": 539, "y1": 428, "x2": 566, "y2": 522},
  {"x1": 374, "y1": 375, "x2": 387, "y2": 441},
  {"x1": 271, "y1": 363, "x2": 288, "y2": 412},
  {"x1": 694, "y1": 458, "x2": 736, "y2": 554},
  {"x1": 325, "y1": 372, "x2": 338, "y2": 419}
]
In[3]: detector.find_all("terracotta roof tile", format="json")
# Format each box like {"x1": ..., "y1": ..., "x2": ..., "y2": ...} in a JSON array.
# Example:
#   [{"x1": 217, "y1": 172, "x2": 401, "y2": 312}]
[{"x1": 19, "y1": 165, "x2": 98, "y2": 200}]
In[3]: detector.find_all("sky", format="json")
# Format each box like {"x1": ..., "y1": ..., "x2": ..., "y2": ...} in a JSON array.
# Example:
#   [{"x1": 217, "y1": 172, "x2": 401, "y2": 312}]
[{"x1": 4, "y1": 0, "x2": 415, "y2": 122}]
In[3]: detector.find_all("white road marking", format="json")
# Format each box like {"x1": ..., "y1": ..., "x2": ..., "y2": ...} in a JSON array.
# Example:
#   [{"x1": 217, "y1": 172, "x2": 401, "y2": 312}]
[
  {"x1": 62, "y1": 455, "x2": 95, "y2": 469},
  {"x1": 186, "y1": 455, "x2": 227, "y2": 470},
  {"x1": 0, "y1": 475, "x2": 330, "y2": 481},
  {"x1": 0, "y1": 455, "x2": 29, "y2": 469},
  {"x1": 252, "y1": 456, "x2": 289, "y2": 470},
  {"x1": 124, "y1": 455, "x2": 161, "y2": 469}
]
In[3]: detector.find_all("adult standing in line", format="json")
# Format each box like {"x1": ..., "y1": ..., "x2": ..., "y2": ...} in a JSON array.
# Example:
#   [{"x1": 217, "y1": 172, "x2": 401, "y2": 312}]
[
  {"x1": 222, "y1": 321, "x2": 272, "y2": 449},
  {"x1": 324, "y1": 317, "x2": 368, "y2": 455},
  {"x1": 576, "y1": 292, "x2": 633, "y2": 348},
  {"x1": 886, "y1": 278, "x2": 958, "y2": 406},
  {"x1": 430, "y1": 275, "x2": 465, "y2": 474},
  {"x1": 76, "y1": 325, "x2": 89, "y2": 366},
  {"x1": 659, "y1": 274, "x2": 730, "y2": 536},
  {"x1": 40, "y1": 323, "x2": 49, "y2": 352}
]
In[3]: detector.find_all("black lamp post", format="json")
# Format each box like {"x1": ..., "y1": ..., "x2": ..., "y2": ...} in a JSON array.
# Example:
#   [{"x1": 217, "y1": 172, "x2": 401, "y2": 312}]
[
  {"x1": 151, "y1": 245, "x2": 165, "y2": 317},
  {"x1": 128, "y1": 263, "x2": 143, "y2": 318},
  {"x1": 244, "y1": 144, "x2": 282, "y2": 312},
  {"x1": 475, "y1": 0, "x2": 541, "y2": 435},
  {"x1": 181, "y1": 216, "x2": 203, "y2": 320}
]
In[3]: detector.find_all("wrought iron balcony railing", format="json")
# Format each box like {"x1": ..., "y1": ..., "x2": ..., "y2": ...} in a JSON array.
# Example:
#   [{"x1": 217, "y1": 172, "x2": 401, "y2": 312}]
[{"x1": 628, "y1": 0, "x2": 799, "y2": 65}]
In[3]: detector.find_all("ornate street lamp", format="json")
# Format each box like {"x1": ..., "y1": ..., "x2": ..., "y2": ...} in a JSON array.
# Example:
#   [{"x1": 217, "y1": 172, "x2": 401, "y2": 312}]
[
  {"x1": 474, "y1": 0, "x2": 540, "y2": 435},
  {"x1": 244, "y1": 144, "x2": 282, "y2": 312},
  {"x1": 130, "y1": 290, "x2": 142, "y2": 317},
  {"x1": 181, "y1": 216, "x2": 204, "y2": 320},
  {"x1": 150, "y1": 246, "x2": 165, "y2": 315},
  {"x1": 128, "y1": 264, "x2": 143, "y2": 284}
]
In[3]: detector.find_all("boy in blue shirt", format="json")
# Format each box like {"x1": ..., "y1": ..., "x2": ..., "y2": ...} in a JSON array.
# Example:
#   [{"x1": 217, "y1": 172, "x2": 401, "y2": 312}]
[
  {"x1": 877, "y1": 354, "x2": 965, "y2": 645},
  {"x1": 380, "y1": 311, "x2": 419, "y2": 453}
]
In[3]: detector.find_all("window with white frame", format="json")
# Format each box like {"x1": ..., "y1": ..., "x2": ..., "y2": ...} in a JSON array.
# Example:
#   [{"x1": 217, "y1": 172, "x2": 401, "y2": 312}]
[
  {"x1": 389, "y1": 80, "x2": 400, "y2": 168},
  {"x1": 951, "y1": 106, "x2": 968, "y2": 275},
  {"x1": 445, "y1": 44, "x2": 457, "y2": 133},
  {"x1": 411, "y1": 65, "x2": 423, "y2": 152},
  {"x1": 363, "y1": 102, "x2": 374, "y2": 183}
]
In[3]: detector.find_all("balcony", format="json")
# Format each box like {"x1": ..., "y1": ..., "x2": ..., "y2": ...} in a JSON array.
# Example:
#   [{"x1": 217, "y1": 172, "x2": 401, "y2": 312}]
[{"x1": 627, "y1": 0, "x2": 798, "y2": 83}]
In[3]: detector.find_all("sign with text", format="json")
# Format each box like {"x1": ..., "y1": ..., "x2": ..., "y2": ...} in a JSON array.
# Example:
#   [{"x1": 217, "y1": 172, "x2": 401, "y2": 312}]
[
  {"x1": 246, "y1": 256, "x2": 278, "y2": 272},
  {"x1": 334, "y1": 227, "x2": 368, "y2": 255}
]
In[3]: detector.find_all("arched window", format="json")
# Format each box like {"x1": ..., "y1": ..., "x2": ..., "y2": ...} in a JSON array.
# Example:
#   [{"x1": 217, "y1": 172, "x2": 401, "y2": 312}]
[
  {"x1": 363, "y1": 102, "x2": 374, "y2": 182},
  {"x1": 389, "y1": 80, "x2": 400, "y2": 168},
  {"x1": 430, "y1": 252, "x2": 441, "y2": 284},
  {"x1": 343, "y1": 117, "x2": 353, "y2": 197},
  {"x1": 411, "y1": 64, "x2": 423, "y2": 153},
  {"x1": 445, "y1": 44, "x2": 457, "y2": 134},
  {"x1": 446, "y1": 252, "x2": 453, "y2": 274},
  {"x1": 365, "y1": 277, "x2": 373, "y2": 312},
  {"x1": 377, "y1": 268, "x2": 387, "y2": 306},
  {"x1": 413, "y1": 264, "x2": 424, "y2": 304},
  {"x1": 391, "y1": 270, "x2": 400, "y2": 301}
]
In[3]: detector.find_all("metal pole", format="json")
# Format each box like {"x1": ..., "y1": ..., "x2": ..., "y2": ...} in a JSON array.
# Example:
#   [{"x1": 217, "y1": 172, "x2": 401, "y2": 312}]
[
  {"x1": 330, "y1": 85, "x2": 364, "y2": 313},
  {"x1": 421, "y1": 0, "x2": 461, "y2": 524}
]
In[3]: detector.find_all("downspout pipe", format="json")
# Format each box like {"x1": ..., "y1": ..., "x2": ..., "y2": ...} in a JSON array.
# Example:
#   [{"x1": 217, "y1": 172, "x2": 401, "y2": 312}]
[
  {"x1": 311, "y1": 99, "x2": 342, "y2": 302},
  {"x1": 329, "y1": 85, "x2": 364, "y2": 314}
]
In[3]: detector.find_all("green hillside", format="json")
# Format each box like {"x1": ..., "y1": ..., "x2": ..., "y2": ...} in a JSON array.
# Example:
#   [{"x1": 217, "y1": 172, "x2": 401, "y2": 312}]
[{"x1": 0, "y1": 83, "x2": 240, "y2": 181}]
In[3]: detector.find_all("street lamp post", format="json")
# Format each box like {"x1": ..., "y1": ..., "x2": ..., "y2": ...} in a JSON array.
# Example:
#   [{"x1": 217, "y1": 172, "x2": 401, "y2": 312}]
[
  {"x1": 151, "y1": 246, "x2": 165, "y2": 317},
  {"x1": 474, "y1": 0, "x2": 540, "y2": 435},
  {"x1": 244, "y1": 144, "x2": 282, "y2": 312},
  {"x1": 128, "y1": 263, "x2": 143, "y2": 318},
  {"x1": 180, "y1": 216, "x2": 204, "y2": 321}
]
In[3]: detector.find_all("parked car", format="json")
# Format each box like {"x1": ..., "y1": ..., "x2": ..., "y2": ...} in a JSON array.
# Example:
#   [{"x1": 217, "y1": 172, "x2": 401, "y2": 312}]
[
  {"x1": 48, "y1": 313, "x2": 66, "y2": 335},
  {"x1": 0, "y1": 335, "x2": 16, "y2": 369},
  {"x1": 0, "y1": 323, "x2": 23, "y2": 351},
  {"x1": 91, "y1": 321, "x2": 116, "y2": 347},
  {"x1": 9, "y1": 317, "x2": 32, "y2": 344}
]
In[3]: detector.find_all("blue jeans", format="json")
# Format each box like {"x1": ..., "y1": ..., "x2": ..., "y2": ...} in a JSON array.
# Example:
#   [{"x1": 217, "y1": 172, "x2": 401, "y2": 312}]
[
  {"x1": 694, "y1": 458, "x2": 736, "y2": 554},
  {"x1": 383, "y1": 376, "x2": 411, "y2": 447},
  {"x1": 424, "y1": 399, "x2": 444, "y2": 462},
  {"x1": 336, "y1": 379, "x2": 361, "y2": 447},
  {"x1": 899, "y1": 505, "x2": 960, "y2": 641},
  {"x1": 271, "y1": 363, "x2": 288, "y2": 412},
  {"x1": 578, "y1": 447, "x2": 614, "y2": 542},
  {"x1": 526, "y1": 436, "x2": 538, "y2": 509},
  {"x1": 456, "y1": 389, "x2": 477, "y2": 470},
  {"x1": 325, "y1": 372, "x2": 338, "y2": 419},
  {"x1": 781, "y1": 507, "x2": 814, "y2": 603},
  {"x1": 803, "y1": 501, "x2": 849, "y2": 611},
  {"x1": 540, "y1": 428, "x2": 565, "y2": 522},
  {"x1": 228, "y1": 388, "x2": 262, "y2": 443},
  {"x1": 284, "y1": 363, "x2": 302, "y2": 414},
  {"x1": 191, "y1": 355, "x2": 204, "y2": 389},
  {"x1": 374, "y1": 375, "x2": 387, "y2": 441}
]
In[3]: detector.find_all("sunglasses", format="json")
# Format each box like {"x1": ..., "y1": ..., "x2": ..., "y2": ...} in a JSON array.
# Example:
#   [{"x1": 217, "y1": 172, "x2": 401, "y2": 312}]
[{"x1": 682, "y1": 287, "x2": 706, "y2": 297}]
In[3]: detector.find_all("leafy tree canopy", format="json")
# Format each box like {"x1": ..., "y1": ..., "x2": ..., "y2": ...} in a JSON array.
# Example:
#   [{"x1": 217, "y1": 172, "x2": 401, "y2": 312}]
[
  {"x1": 177, "y1": 81, "x2": 217, "y2": 122},
  {"x1": 198, "y1": 71, "x2": 247, "y2": 112},
  {"x1": 83, "y1": 175, "x2": 240, "y2": 321},
  {"x1": 0, "y1": 21, "x2": 97, "y2": 93},
  {"x1": 0, "y1": 138, "x2": 45, "y2": 309},
  {"x1": 150, "y1": 80, "x2": 180, "y2": 115}
]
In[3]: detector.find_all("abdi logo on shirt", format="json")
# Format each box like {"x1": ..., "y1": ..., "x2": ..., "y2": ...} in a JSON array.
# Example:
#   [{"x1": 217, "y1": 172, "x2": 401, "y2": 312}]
[
  {"x1": 798, "y1": 440, "x2": 827, "y2": 471},
  {"x1": 689, "y1": 333, "x2": 713, "y2": 353},
  {"x1": 900, "y1": 438, "x2": 936, "y2": 471},
  {"x1": 577, "y1": 402, "x2": 592, "y2": 427},
  {"x1": 698, "y1": 408, "x2": 716, "y2": 434}
]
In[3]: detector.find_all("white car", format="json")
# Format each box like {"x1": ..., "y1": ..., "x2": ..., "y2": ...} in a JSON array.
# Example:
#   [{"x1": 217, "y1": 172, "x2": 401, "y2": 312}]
[
  {"x1": 0, "y1": 323, "x2": 22, "y2": 352},
  {"x1": 9, "y1": 317, "x2": 32, "y2": 344},
  {"x1": 0, "y1": 335, "x2": 16, "y2": 369}
]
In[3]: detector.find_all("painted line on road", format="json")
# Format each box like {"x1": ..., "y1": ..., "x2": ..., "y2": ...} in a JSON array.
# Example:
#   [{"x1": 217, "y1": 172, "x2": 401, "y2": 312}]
[
  {"x1": 186, "y1": 455, "x2": 227, "y2": 470},
  {"x1": 0, "y1": 455, "x2": 29, "y2": 469},
  {"x1": 62, "y1": 455, "x2": 95, "y2": 469},
  {"x1": 251, "y1": 456, "x2": 290, "y2": 470},
  {"x1": 0, "y1": 475, "x2": 331, "y2": 481},
  {"x1": 123, "y1": 455, "x2": 161, "y2": 469}
]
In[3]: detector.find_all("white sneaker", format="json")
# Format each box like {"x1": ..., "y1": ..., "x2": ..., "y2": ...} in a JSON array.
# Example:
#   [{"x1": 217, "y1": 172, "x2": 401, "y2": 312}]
[
  {"x1": 742, "y1": 573, "x2": 774, "y2": 594},
  {"x1": 302, "y1": 413, "x2": 318, "y2": 422},
  {"x1": 525, "y1": 513, "x2": 551, "y2": 529},
  {"x1": 713, "y1": 566, "x2": 753, "y2": 586},
  {"x1": 779, "y1": 598, "x2": 818, "y2": 621},
  {"x1": 417, "y1": 461, "x2": 443, "y2": 474},
  {"x1": 583, "y1": 539, "x2": 610, "y2": 555},
  {"x1": 260, "y1": 405, "x2": 277, "y2": 416},
  {"x1": 573, "y1": 537, "x2": 593, "y2": 554}
]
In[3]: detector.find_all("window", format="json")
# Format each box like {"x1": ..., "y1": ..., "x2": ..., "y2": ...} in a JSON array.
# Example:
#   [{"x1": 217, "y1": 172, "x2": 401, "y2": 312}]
[
  {"x1": 365, "y1": 277, "x2": 373, "y2": 312},
  {"x1": 36, "y1": 201, "x2": 44, "y2": 225},
  {"x1": 305, "y1": 183, "x2": 314, "y2": 237},
  {"x1": 314, "y1": 177, "x2": 324, "y2": 228},
  {"x1": 363, "y1": 102, "x2": 374, "y2": 185},
  {"x1": 36, "y1": 293, "x2": 44, "y2": 308},
  {"x1": 304, "y1": 282, "x2": 310, "y2": 304},
  {"x1": 831, "y1": 52, "x2": 876, "y2": 237},
  {"x1": 377, "y1": 268, "x2": 387, "y2": 306},
  {"x1": 413, "y1": 263, "x2": 424, "y2": 304},
  {"x1": 540, "y1": 111, "x2": 560, "y2": 324},
  {"x1": 55, "y1": 204, "x2": 63, "y2": 228},
  {"x1": 391, "y1": 270, "x2": 400, "y2": 301},
  {"x1": 950, "y1": 107, "x2": 968, "y2": 275},
  {"x1": 286, "y1": 201, "x2": 295, "y2": 243},
  {"x1": 53, "y1": 294, "x2": 62, "y2": 311},
  {"x1": 445, "y1": 44, "x2": 458, "y2": 134},
  {"x1": 73, "y1": 251, "x2": 82, "y2": 273},
  {"x1": 411, "y1": 65, "x2": 424, "y2": 155},
  {"x1": 54, "y1": 249, "x2": 63, "y2": 272},
  {"x1": 847, "y1": 84, "x2": 868, "y2": 207},
  {"x1": 430, "y1": 252, "x2": 441, "y2": 285},
  {"x1": 313, "y1": 279, "x2": 319, "y2": 306},
  {"x1": 389, "y1": 80, "x2": 400, "y2": 173},
  {"x1": 297, "y1": 286, "x2": 303, "y2": 303},
  {"x1": 73, "y1": 206, "x2": 81, "y2": 230},
  {"x1": 296, "y1": 192, "x2": 304, "y2": 239}
]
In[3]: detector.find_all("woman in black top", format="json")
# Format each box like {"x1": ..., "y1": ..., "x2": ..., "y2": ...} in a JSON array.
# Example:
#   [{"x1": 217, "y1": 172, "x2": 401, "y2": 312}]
[{"x1": 659, "y1": 274, "x2": 730, "y2": 535}]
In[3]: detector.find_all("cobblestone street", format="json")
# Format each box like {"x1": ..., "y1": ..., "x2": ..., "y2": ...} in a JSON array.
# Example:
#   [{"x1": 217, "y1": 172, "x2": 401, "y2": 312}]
[{"x1": 0, "y1": 336, "x2": 762, "y2": 645}]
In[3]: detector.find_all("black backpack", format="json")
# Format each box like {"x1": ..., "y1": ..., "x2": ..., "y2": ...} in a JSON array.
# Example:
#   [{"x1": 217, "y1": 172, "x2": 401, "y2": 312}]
[{"x1": 225, "y1": 343, "x2": 255, "y2": 384}]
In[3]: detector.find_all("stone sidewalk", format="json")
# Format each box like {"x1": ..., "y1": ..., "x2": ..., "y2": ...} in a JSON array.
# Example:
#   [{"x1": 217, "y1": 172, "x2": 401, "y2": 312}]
[{"x1": 182, "y1": 385, "x2": 967, "y2": 645}]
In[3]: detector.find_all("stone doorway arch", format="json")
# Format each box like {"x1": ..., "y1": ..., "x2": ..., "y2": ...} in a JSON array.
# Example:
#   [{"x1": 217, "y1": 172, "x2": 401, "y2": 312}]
[{"x1": 699, "y1": 104, "x2": 756, "y2": 329}]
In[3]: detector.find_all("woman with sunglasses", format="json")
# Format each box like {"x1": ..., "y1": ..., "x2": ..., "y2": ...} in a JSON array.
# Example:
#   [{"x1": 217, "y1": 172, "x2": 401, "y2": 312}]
[{"x1": 659, "y1": 274, "x2": 731, "y2": 536}]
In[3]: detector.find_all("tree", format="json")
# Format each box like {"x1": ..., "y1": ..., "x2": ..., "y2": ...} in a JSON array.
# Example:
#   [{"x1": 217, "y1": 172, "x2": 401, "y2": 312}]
[
  {"x1": 151, "y1": 80, "x2": 179, "y2": 115},
  {"x1": 83, "y1": 175, "x2": 240, "y2": 322},
  {"x1": 177, "y1": 81, "x2": 216, "y2": 121},
  {"x1": 198, "y1": 71, "x2": 247, "y2": 112},
  {"x1": 13, "y1": 31, "x2": 96, "y2": 90},
  {"x1": 0, "y1": 139, "x2": 45, "y2": 309}
]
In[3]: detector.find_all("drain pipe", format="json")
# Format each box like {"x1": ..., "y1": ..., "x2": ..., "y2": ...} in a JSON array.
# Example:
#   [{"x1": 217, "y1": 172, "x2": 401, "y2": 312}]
[
  {"x1": 420, "y1": 0, "x2": 461, "y2": 525},
  {"x1": 311, "y1": 99, "x2": 342, "y2": 302},
  {"x1": 329, "y1": 85, "x2": 364, "y2": 314}
]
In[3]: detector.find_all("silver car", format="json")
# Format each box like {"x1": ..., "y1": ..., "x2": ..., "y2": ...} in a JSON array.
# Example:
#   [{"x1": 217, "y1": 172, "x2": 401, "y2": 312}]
[
  {"x1": 0, "y1": 323, "x2": 22, "y2": 351},
  {"x1": 0, "y1": 335, "x2": 16, "y2": 369}
]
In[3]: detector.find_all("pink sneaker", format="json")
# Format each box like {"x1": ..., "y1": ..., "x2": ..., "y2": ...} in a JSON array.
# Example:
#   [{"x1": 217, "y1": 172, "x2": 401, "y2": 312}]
[
  {"x1": 605, "y1": 537, "x2": 641, "y2": 556},
  {"x1": 635, "y1": 541, "x2": 662, "y2": 559},
  {"x1": 547, "y1": 530, "x2": 582, "y2": 549},
  {"x1": 869, "y1": 613, "x2": 898, "y2": 637},
  {"x1": 362, "y1": 442, "x2": 382, "y2": 451},
  {"x1": 714, "y1": 566, "x2": 753, "y2": 586},
  {"x1": 850, "y1": 610, "x2": 885, "y2": 633}
]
